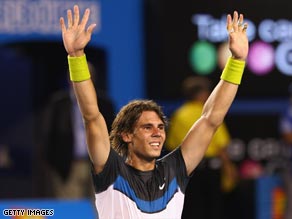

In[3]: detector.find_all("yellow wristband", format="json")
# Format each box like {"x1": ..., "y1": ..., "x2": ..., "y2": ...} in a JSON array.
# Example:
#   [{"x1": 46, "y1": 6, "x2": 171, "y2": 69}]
[
  {"x1": 220, "y1": 57, "x2": 245, "y2": 85},
  {"x1": 68, "y1": 54, "x2": 91, "y2": 82}
]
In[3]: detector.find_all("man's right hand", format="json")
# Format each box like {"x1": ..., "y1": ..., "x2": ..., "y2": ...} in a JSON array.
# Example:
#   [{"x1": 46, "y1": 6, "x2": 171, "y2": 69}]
[{"x1": 60, "y1": 5, "x2": 96, "y2": 57}]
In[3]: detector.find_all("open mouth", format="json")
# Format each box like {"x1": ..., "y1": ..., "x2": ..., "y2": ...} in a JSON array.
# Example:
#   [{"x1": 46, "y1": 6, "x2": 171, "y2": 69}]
[{"x1": 150, "y1": 142, "x2": 160, "y2": 149}]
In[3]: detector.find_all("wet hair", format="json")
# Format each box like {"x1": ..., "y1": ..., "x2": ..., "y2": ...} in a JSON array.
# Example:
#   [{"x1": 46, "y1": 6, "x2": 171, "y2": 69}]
[
  {"x1": 181, "y1": 76, "x2": 212, "y2": 101},
  {"x1": 110, "y1": 99, "x2": 167, "y2": 157}
]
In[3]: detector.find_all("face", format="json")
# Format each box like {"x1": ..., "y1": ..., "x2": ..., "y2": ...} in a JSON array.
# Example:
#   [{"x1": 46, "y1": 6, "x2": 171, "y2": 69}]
[{"x1": 123, "y1": 111, "x2": 166, "y2": 162}]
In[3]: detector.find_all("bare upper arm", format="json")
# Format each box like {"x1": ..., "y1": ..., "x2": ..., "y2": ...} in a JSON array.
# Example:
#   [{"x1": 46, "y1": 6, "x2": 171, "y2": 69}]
[
  {"x1": 180, "y1": 116, "x2": 217, "y2": 175},
  {"x1": 72, "y1": 80, "x2": 112, "y2": 174},
  {"x1": 85, "y1": 111, "x2": 111, "y2": 174}
]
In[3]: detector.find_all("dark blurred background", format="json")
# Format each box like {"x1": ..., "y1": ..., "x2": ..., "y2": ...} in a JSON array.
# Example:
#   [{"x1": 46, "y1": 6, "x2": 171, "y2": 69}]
[{"x1": 0, "y1": 0, "x2": 291, "y2": 219}]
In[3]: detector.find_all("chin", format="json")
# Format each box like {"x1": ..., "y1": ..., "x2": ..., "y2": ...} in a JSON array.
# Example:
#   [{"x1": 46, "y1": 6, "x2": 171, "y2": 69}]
[{"x1": 152, "y1": 151, "x2": 162, "y2": 158}]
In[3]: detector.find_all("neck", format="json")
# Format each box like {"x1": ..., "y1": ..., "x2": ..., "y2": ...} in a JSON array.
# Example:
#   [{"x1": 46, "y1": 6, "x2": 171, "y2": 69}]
[{"x1": 126, "y1": 156, "x2": 156, "y2": 171}]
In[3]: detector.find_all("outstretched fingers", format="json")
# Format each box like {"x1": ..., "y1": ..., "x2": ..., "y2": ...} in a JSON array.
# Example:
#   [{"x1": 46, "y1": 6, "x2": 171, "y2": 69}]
[
  {"x1": 73, "y1": 5, "x2": 80, "y2": 28},
  {"x1": 242, "y1": 23, "x2": 248, "y2": 32},
  {"x1": 237, "y1": 14, "x2": 247, "y2": 32},
  {"x1": 80, "y1": 8, "x2": 90, "y2": 30},
  {"x1": 59, "y1": 17, "x2": 66, "y2": 32},
  {"x1": 67, "y1": 9, "x2": 73, "y2": 29},
  {"x1": 232, "y1": 11, "x2": 239, "y2": 32},
  {"x1": 238, "y1": 14, "x2": 244, "y2": 26},
  {"x1": 87, "y1": 23, "x2": 97, "y2": 35},
  {"x1": 226, "y1": 14, "x2": 233, "y2": 33},
  {"x1": 59, "y1": 4, "x2": 97, "y2": 55},
  {"x1": 227, "y1": 11, "x2": 248, "y2": 34},
  {"x1": 80, "y1": 8, "x2": 97, "y2": 35},
  {"x1": 69, "y1": 5, "x2": 96, "y2": 34}
]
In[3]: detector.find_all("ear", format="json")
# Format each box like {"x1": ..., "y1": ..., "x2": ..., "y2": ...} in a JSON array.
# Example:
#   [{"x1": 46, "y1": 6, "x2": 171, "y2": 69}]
[{"x1": 121, "y1": 132, "x2": 132, "y2": 143}]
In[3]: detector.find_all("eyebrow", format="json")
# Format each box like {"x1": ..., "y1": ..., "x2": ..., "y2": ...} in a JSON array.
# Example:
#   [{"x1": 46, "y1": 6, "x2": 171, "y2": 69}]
[{"x1": 139, "y1": 123, "x2": 165, "y2": 127}]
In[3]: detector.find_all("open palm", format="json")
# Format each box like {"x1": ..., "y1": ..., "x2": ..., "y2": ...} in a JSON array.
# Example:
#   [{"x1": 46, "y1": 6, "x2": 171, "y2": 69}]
[{"x1": 60, "y1": 5, "x2": 96, "y2": 56}]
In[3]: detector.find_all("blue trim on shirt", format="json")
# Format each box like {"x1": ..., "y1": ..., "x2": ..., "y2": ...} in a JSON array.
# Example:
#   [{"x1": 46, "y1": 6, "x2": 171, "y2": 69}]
[{"x1": 113, "y1": 175, "x2": 178, "y2": 213}]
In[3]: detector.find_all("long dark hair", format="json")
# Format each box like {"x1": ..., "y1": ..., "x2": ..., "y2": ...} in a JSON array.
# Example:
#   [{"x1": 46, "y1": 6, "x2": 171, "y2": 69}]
[{"x1": 110, "y1": 99, "x2": 167, "y2": 157}]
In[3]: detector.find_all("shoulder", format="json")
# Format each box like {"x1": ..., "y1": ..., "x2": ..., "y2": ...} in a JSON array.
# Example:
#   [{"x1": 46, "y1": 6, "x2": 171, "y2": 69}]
[{"x1": 158, "y1": 147, "x2": 184, "y2": 167}]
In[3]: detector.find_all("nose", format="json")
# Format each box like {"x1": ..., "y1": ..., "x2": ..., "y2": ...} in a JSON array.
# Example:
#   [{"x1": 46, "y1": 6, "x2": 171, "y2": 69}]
[{"x1": 152, "y1": 127, "x2": 162, "y2": 137}]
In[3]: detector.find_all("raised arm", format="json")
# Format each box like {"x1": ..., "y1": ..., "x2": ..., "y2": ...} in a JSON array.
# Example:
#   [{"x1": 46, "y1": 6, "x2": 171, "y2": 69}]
[
  {"x1": 181, "y1": 11, "x2": 249, "y2": 175},
  {"x1": 60, "y1": 5, "x2": 111, "y2": 173}
]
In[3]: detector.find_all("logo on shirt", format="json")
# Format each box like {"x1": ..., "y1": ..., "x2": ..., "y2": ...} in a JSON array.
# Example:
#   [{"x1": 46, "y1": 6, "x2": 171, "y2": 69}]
[{"x1": 159, "y1": 183, "x2": 165, "y2": 190}]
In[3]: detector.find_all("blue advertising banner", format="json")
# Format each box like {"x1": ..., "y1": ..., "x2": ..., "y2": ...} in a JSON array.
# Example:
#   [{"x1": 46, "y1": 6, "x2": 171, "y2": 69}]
[{"x1": 0, "y1": 0, "x2": 145, "y2": 110}]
